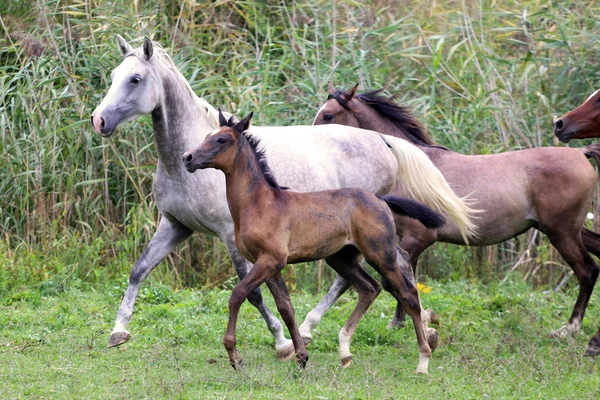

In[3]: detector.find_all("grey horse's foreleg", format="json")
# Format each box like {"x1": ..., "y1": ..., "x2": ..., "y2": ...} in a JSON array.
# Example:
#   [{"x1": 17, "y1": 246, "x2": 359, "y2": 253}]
[
  {"x1": 298, "y1": 274, "x2": 352, "y2": 344},
  {"x1": 224, "y1": 241, "x2": 294, "y2": 359},
  {"x1": 109, "y1": 216, "x2": 192, "y2": 347}
]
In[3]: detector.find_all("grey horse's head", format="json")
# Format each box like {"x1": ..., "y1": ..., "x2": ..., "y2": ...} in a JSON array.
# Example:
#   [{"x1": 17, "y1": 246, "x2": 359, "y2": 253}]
[{"x1": 91, "y1": 35, "x2": 161, "y2": 137}]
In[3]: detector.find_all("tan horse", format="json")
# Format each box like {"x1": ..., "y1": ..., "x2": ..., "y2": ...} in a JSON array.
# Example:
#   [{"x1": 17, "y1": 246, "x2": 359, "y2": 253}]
[
  {"x1": 306, "y1": 84, "x2": 600, "y2": 358},
  {"x1": 182, "y1": 110, "x2": 446, "y2": 373},
  {"x1": 554, "y1": 89, "x2": 600, "y2": 142}
]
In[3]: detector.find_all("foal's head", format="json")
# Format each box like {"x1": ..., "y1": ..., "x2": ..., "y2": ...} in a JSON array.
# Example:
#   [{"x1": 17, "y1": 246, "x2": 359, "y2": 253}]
[{"x1": 182, "y1": 110, "x2": 252, "y2": 173}]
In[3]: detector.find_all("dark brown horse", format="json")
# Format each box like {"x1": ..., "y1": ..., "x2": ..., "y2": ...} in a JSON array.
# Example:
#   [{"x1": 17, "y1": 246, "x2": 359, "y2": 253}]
[
  {"x1": 554, "y1": 89, "x2": 600, "y2": 142},
  {"x1": 182, "y1": 110, "x2": 445, "y2": 373},
  {"x1": 307, "y1": 84, "x2": 600, "y2": 357}
]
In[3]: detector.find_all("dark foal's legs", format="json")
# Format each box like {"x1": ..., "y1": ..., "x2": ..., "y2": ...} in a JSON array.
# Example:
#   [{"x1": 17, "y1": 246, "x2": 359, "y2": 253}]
[
  {"x1": 224, "y1": 241, "x2": 294, "y2": 359},
  {"x1": 223, "y1": 255, "x2": 308, "y2": 370},
  {"x1": 545, "y1": 230, "x2": 599, "y2": 338},
  {"x1": 325, "y1": 248, "x2": 382, "y2": 368},
  {"x1": 264, "y1": 271, "x2": 309, "y2": 368}
]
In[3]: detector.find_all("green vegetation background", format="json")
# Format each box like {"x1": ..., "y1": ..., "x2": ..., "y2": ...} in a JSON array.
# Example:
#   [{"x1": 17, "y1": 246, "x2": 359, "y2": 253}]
[
  {"x1": 1, "y1": 0, "x2": 599, "y2": 291},
  {"x1": 1, "y1": 1, "x2": 600, "y2": 397}
]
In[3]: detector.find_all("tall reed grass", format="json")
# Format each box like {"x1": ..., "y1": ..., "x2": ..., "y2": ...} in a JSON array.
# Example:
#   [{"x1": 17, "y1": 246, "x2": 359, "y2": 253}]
[{"x1": 1, "y1": 0, "x2": 599, "y2": 292}]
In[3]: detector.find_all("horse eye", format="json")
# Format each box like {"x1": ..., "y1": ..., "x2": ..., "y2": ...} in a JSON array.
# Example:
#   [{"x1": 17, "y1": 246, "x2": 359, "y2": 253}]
[
  {"x1": 217, "y1": 137, "x2": 227, "y2": 144},
  {"x1": 324, "y1": 114, "x2": 334, "y2": 121},
  {"x1": 130, "y1": 77, "x2": 141, "y2": 84}
]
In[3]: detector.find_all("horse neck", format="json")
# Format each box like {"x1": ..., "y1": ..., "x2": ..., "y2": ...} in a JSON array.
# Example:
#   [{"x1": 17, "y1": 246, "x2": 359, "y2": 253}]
[
  {"x1": 224, "y1": 142, "x2": 275, "y2": 223},
  {"x1": 356, "y1": 105, "x2": 442, "y2": 156},
  {"x1": 151, "y1": 71, "x2": 214, "y2": 175}
]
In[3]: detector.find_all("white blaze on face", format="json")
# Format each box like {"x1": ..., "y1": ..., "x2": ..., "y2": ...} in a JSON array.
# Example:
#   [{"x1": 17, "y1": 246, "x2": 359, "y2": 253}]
[
  {"x1": 312, "y1": 103, "x2": 329, "y2": 125},
  {"x1": 586, "y1": 89, "x2": 600, "y2": 103}
]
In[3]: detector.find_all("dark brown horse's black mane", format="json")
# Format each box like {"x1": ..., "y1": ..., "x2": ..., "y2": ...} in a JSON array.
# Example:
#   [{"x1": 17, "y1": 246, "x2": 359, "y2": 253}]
[
  {"x1": 329, "y1": 89, "x2": 447, "y2": 150},
  {"x1": 225, "y1": 117, "x2": 288, "y2": 191}
]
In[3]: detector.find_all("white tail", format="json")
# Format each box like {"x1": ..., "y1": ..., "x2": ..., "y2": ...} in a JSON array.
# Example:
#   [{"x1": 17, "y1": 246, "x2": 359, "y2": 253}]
[{"x1": 381, "y1": 135, "x2": 479, "y2": 243}]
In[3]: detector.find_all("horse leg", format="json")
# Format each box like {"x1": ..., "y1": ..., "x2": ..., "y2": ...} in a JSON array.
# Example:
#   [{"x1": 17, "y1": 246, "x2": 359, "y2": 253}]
[
  {"x1": 108, "y1": 216, "x2": 192, "y2": 347},
  {"x1": 585, "y1": 329, "x2": 600, "y2": 357},
  {"x1": 224, "y1": 240, "x2": 294, "y2": 360},
  {"x1": 386, "y1": 233, "x2": 433, "y2": 329},
  {"x1": 364, "y1": 249, "x2": 433, "y2": 374},
  {"x1": 325, "y1": 249, "x2": 381, "y2": 368},
  {"x1": 298, "y1": 274, "x2": 352, "y2": 345},
  {"x1": 582, "y1": 228, "x2": 600, "y2": 259},
  {"x1": 223, "y1": 255, "x2": 278, "y2": 370},
  {"x1": 264, "y1": 271, "x2": 309, "y2": 369},
  {"x1": 546, "y1": 230, "x2": 599, "y2": 338}
]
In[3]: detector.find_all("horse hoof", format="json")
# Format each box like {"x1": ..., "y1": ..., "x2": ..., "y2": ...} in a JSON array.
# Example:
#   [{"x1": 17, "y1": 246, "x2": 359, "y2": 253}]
[
  {"x1": 387, "y1": 320, "x2": 405, "y2": 330},
  {"x1": 341, "y1": 356, "x2": 353, "y2": 368},
  {"x1": 415, "y1": 367, "x2": 429, "y2": 375},
  {"x1": 426, "y1": 328, "x2": 439, "y2": 352},
  {"x1": 230, "y1": 358, "x2": 244, "y2": 370},
  {"x1": 584, "y1": 336, "x2": 600, "y2": 358},
  {"x1": 297, "y1": 352, "x2": 309, "y2": 370},
  {"x1": 108, "y1": 331, "x2": 131, "y2": 348},
  {"x1": 302, "y1": 334, "x2": 313, "y2": 346},
  {"x1": 276, "y1": 340, "x2": 295, "y2": 361}
]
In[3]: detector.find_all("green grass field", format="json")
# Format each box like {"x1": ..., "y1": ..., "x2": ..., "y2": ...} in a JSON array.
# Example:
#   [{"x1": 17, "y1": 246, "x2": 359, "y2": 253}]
[{"x1": 2, "y1": 278, "x2": 599, "y2": 398}]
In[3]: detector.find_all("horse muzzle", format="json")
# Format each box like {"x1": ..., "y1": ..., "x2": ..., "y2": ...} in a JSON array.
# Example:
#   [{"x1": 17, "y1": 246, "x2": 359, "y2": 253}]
[
  {"x1": 91, "y1": 110, "x2": 120, "y2": 137},
  {"x1": 553, "y1": 117, "x2": 574, "y2": 143},
  {"x1": 182, "y1": 152, "x2": 210, "y2": 173}
]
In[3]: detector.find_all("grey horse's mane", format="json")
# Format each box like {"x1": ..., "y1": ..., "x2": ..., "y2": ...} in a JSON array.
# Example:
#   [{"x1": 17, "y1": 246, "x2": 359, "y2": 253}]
[{"x1": 128, "y1": 42, "x2": 223, "y2": 128}]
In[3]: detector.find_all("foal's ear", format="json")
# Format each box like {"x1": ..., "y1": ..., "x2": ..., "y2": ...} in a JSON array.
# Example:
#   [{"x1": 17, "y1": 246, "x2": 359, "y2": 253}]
[
  {"x1": 328, "y1": 82, "x2": 336, "y2": 95},
  {"x1": 348, "y1": 83, "x2": 359, "y2": 100},
  {"x1": 235, "y1": 112, "x2": 253, "y2": 133},
  {"x1": 218, "y1": 108, "x2": 228, "y2": 127},
  {"x1": 143, "y1": 37, "x2": 153, "y2": 60},
  {"x1": 116, "y1": 35, "x2": 133, "y2": 57}
]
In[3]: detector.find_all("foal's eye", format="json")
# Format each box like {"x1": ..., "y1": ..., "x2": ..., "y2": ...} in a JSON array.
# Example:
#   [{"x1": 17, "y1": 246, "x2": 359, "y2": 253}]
[
  {"x1": 130, "y1": 77, "x2": 141, "y2": 84},
  {"x1": 217, "y1": 137, "x2": 227, "y2": 144},
  {"x1": 323, "y1": 114, "x2": 334, "y2": 121}
]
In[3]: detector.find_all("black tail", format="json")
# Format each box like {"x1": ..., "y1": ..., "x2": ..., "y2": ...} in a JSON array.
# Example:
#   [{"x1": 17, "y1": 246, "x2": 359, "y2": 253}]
[
  {"x1": 379, "y1": 195, "x2": 445, "y2": 229},
  {"x1": 583, "y1": 144, "x2": 600, "y2": 167}
]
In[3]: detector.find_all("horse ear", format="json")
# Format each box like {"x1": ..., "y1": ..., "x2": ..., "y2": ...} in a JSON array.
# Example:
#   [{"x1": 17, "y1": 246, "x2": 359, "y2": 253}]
[
  {"x1": 348, "y1": 83, "x2": 359, "y2": 100},
  {"x1": 235, "y1": 111, "x2": 253, "y2": 133},
  {"x1": 116, "y1": 34, "x2": 133, "y2": 57},
  {"x1": 328, "y1": 82, "x2": 336, "y2": 95},
  {"x1": 218, "y1": 108, "x2": 228, "y2": 126},
  {"x1": 143, "y1": 37, "x2": 153, "y2": 60}
]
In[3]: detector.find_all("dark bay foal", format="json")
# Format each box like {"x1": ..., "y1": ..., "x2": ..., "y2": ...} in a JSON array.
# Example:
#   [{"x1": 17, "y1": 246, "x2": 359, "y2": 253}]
[{"x1": 182, "y1": 110, "x2": 445, "y2": 373}]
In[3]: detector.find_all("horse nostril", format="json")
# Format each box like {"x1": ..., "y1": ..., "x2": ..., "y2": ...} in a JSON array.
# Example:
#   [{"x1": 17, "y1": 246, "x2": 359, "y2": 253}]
[
  {"x1": 100, "y1": 117, "x2": 105, "y2": 129},
  {"x1": 90, "y1": 115, "x2": 94, "y2": 125},
  {"x1": 555, "y1": 119, "x2": 564, "y2": 131},
  {"x1": 183, "y1": 152, "x2": 193, "y2": 164}
]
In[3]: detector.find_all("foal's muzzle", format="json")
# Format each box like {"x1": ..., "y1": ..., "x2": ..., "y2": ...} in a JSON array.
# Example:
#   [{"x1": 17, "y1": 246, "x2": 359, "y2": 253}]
[{"x1": 182, "y1": 151, "x2": 204, "y2": 173}]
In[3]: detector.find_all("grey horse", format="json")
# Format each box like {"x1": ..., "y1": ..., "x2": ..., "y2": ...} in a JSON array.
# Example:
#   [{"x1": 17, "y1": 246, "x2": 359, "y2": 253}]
[{"x1": 91, "y1": 36, "x2": 477, "y2": 359}]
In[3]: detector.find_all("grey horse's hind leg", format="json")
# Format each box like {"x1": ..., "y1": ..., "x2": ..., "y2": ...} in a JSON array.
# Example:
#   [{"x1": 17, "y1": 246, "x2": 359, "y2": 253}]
[
  {"x1": 109, "y1": 216, "x2": 192, "y2": 347},
  {"x1": 298, "y1": 274, "x2": 352, "y2": 344},
  {"x1": 224, "y1": 241, "x2": 294, "y2": 360}
]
